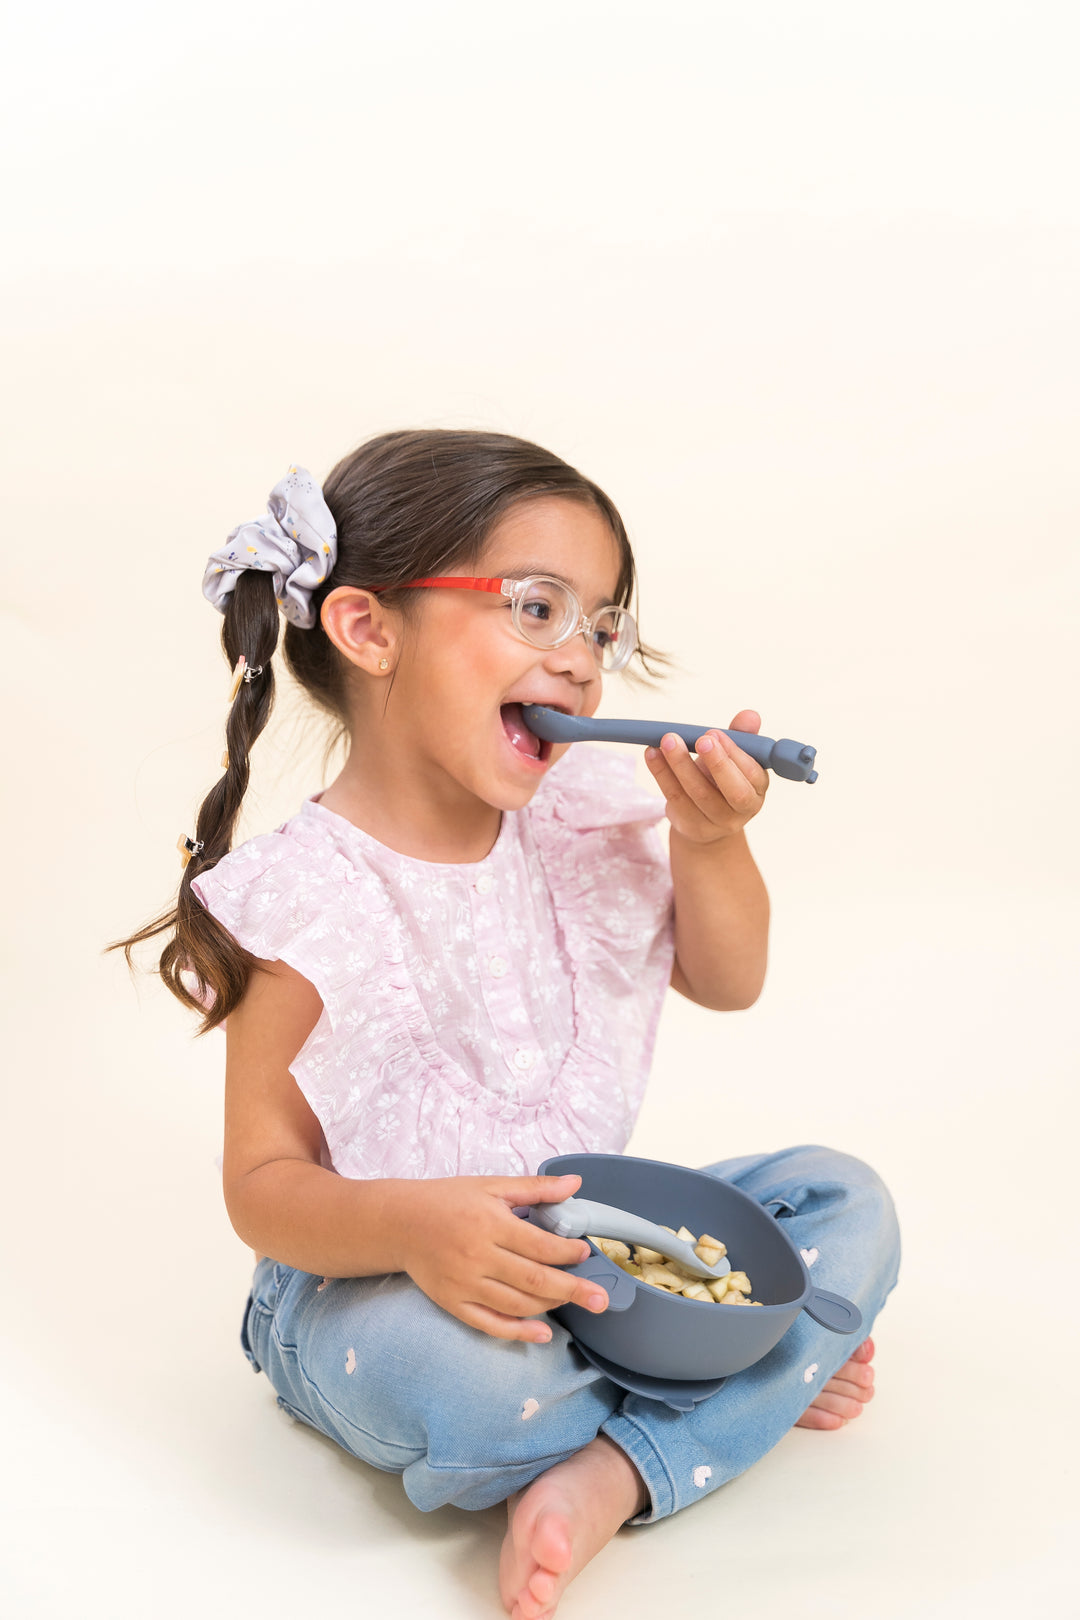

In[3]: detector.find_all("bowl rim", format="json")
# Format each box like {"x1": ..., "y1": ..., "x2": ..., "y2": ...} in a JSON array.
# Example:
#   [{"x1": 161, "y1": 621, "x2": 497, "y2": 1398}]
[{"x1": 539, "y1": 1150, "x2": 813, "y2": 1314}]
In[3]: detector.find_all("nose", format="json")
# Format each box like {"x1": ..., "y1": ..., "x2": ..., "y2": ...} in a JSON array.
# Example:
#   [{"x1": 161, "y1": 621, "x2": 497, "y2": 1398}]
[{"x1": 543, "y1": 624, "x2": 601, "y2": 684}]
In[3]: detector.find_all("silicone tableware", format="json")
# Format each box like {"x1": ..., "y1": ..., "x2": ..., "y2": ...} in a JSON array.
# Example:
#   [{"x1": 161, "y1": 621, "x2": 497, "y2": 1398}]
[
  {"x1": 521, "y1": 705, "x2": 819, "y2": 783},
  {"x1": 532, "y1": 1194, "x2": 732, "y2": 1281},
  {"x1": 522, "y1": 1152, "x2": 862, "y2": 1384}
]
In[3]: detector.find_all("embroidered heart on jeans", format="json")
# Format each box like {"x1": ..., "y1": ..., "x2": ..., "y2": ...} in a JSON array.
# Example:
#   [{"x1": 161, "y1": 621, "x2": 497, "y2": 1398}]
[
  {"x1": 800, "y1": 1247, "x2": 819, "y2": 1267},
  {"x1": 803, "y1": 1363, "x2": 819, "y2": 1383}
]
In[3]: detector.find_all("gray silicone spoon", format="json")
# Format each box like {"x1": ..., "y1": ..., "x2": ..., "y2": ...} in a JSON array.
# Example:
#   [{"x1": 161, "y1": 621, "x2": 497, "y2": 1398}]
[
  {"x1": 521, "y1": 705, "x2": 819, "y2": 784},
  {"x1": 532, "y1": 1196, "x2": 732, "y2": 1281}
]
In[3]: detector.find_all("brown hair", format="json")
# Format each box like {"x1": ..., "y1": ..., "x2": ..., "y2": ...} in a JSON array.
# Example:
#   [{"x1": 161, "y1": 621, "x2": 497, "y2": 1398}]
[{"x1": 108, "y1": 428, "x2": 671, "y2": 1032}]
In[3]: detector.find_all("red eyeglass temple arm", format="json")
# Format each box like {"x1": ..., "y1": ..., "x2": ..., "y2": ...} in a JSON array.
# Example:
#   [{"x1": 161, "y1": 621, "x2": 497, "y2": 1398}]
[{"x1": 367, "y1": 577, "x2": 506, "y2": 594}]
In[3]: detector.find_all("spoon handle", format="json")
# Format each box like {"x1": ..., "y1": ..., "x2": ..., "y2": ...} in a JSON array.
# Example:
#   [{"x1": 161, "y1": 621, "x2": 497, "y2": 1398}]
[
  {"x1": 532, "y1": 1196, "x2": 731, "y2": 1281},
  {"x1": 521, "y1": 707, "x2": 818, "y2": 784}
]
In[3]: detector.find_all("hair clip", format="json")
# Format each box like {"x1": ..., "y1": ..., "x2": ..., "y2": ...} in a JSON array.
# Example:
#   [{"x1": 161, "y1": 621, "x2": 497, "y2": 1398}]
[
  {"x1": 177, "y1": 834, "x2": 205, "y2": 868},
  {"x1": 228, "y1": 655, "x2": 265, "y2": 701},
  {"x1": 228, "y1": 656, "x2": 247, "y2": 701}
]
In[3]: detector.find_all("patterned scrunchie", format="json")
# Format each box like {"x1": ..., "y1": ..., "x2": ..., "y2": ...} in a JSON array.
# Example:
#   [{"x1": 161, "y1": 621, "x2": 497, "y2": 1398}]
[{"x1": 202, "y1": 465, "x2": 338, "y2": 630}]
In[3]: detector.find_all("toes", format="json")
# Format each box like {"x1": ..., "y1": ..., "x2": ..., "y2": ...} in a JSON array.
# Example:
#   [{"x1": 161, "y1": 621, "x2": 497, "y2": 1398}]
[
  {"x1": 528, "y1": 1570, "x2": 557, "y2": 1605},
  {"x1": 795, "y1": 1405, "x2": 844, "y2": 1430},
  {"x1": 851, "y1": 1337, "x2": 875, "y2": 1364},
  {"x1": 827, "y1": 1367, "x2": 874, "y2": 1397},
  {"x1": 515, "y1": 1586, "x2": 551, "y2": 1620},
  {"x1": 810, "y1": 1389, "x2": 866, "y2": 1421},
  {"x1": 826, "y1": 1374, "x2": 875, "y2": 1404},
  {"x1": 531, "y1": 1512, "x2": 573, "y2": 1577}
]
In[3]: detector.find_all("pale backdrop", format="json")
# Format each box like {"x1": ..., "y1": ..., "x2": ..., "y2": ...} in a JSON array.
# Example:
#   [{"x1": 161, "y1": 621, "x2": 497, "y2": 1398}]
[{"x1": 2, "y1": 3, "x2": 1076, "y2": 1616}]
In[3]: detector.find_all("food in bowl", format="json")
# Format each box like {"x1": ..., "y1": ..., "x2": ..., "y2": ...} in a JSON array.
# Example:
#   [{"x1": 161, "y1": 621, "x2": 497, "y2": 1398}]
[{"x1": 587, "y1": 1224, "x2": 764, "y2": 1305}]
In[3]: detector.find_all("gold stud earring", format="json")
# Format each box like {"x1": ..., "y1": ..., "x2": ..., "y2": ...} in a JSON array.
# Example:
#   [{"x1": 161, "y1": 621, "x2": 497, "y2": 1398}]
[{"x1": 379, "y1": 658, "x2": 389, "y2": 670}]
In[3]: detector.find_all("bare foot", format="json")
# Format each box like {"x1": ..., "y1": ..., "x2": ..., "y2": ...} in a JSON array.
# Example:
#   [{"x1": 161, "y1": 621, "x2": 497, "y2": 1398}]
[
  {"x1": 498, "y1": 1340, "x2": 877, "y2": 1615},
  {"x1": 794, "y1": 1335, "x2": 876, "y2": 1430},
  {"x1": 499, "y1": 1434, "x2": 647, "y2": 1620}
]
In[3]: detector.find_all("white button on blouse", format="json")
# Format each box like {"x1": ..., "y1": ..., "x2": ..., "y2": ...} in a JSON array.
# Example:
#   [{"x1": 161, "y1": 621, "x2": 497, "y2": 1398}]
[
  {"x1": 474, "y1": 873, "x2": 494, "y2": 895},
  {"x1": 513, "y1": 1049, "x2": 534, "y2": 1070},
  {"x1": 488, "y1": 955, "x2": 508, "y2": 978}
]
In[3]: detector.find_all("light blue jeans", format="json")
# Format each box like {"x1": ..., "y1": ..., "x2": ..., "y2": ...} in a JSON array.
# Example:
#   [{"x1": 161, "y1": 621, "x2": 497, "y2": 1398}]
[{"x1": 240, "y1": 1146, "x2": 900, "y2": 1524}]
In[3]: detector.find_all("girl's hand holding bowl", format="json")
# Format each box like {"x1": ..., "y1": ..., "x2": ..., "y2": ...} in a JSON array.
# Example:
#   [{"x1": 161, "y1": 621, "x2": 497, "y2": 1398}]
[
  {"x1": 403, "y1": 1173, "x2": 610, "y2": 1344},
  {"x1": 646, "y1": 709, "x2": 770, "y2": 845}
]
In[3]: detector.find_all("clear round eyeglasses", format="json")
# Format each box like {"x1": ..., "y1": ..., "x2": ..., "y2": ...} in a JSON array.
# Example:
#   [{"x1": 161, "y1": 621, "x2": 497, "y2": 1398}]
[{"x1": 370, "y1": 575, "x2": 639, "y2": 673}]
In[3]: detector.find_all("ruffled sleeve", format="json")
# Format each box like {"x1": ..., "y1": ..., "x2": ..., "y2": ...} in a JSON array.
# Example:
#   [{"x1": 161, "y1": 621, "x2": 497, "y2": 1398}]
[{"x1": 190, "y1": 831, "x2": 383, "y2": 1004}]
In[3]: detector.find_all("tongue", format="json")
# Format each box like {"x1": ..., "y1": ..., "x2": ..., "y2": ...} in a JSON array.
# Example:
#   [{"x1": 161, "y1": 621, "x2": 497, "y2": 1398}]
[{"x1": 501, "y1": 703, "x2": 541, "y2": 758}]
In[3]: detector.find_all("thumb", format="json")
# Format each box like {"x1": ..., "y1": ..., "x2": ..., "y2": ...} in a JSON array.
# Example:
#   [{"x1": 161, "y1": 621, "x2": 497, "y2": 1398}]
[{"x1": 729, "y1": 709, "x2": 761, "y2": 735}]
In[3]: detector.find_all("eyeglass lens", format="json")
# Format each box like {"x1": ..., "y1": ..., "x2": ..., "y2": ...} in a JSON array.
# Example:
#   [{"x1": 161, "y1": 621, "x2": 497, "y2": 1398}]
[{"x1": 514, "y1": 579, "x2": 635, "y2": 671}]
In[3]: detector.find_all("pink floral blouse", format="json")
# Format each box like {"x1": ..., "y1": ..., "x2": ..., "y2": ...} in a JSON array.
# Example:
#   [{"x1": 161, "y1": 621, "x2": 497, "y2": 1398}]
[{"x1": 192, "y1": 745, "x2": 675, "y2": 1180}]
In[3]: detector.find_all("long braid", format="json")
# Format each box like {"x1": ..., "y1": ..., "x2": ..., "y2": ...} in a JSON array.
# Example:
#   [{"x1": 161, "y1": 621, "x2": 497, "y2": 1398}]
[{"x1": 110, "y1": 571, "x2": 281, "y2": 1030}]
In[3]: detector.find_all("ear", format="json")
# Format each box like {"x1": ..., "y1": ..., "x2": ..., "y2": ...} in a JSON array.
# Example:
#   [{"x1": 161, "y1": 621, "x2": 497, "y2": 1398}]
[{"x1": 320, "y1": 587, "x2": 398, "y2": 673}]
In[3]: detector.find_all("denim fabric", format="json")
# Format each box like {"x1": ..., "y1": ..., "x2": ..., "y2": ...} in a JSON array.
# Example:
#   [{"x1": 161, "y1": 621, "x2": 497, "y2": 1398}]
[{"x1": 240, "y1": 1145, "x2": 900, "y2": 1524}]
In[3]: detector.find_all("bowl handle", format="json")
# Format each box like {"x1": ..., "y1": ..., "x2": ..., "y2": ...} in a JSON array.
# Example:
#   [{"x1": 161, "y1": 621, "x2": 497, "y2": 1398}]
[
  {"x1": 560, "y1": 1255, "x2": 637, "y2": 1312},
  {"x1": 802, "y1": 1288, "x2": 863, "y2": 1335}
]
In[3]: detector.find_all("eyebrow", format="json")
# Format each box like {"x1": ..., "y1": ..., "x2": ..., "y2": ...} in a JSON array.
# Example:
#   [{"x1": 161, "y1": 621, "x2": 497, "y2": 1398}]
[{"x1": 497, "y1": 560, "x2": 618, "y2": 613}]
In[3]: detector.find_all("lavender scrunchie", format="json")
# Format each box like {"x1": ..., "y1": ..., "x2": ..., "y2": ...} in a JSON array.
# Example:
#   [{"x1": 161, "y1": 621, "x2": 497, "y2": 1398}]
[{"x1": 202, "y1": 465, "x2": 338, "y2": 630}]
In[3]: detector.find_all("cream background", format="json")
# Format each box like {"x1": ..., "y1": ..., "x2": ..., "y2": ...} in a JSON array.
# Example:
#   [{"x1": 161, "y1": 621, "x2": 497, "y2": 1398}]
[{"x1": 2, "y1": 2, "x2": 1077, "y2": 1614}]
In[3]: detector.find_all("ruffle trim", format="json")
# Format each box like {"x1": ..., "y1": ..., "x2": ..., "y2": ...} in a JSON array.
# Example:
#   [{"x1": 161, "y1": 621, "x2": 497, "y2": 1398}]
[{"x1": 191, "y1": 744, "x2": 675, "y2": 1177}]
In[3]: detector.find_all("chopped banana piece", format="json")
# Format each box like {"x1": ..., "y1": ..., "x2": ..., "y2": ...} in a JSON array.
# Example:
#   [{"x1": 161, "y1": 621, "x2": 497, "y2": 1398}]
[
  {"x1": 640, "y1": 1264, "x2": 686, "y2": 1290},
  {"x1": 591, "y1": 1237, "x2": 632, "y2": 1262},
  {"x1": 590, "y1": 1219, "x2": 755, "y2": 1305},
  {"x1": 611, "y1": 1256, "x2": 644, "y2": 1277}
]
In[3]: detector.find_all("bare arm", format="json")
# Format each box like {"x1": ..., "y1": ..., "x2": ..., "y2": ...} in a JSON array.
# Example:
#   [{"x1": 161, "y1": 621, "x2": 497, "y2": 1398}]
[
  {"x1": 646, "y1": 711, "x2": 772, "y2": 1012},
  {"x1": 668, "y1": 827, "x2": 770, "y2": 1010},
  {"x1": 222, "y1": 956, "x2": 413, "y2": 1276},
  {"x1": 221, "y1": 957, "x2": 606, "y2": 1346}
]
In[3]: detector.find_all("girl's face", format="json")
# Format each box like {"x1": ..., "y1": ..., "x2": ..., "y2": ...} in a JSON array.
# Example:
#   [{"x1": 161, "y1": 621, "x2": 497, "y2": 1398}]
[{"x1": 387, "y1": 496, "x2": 625, "y2": 813}]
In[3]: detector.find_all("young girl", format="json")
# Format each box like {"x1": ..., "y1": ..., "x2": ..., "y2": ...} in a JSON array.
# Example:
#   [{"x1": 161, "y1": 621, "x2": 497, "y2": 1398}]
[{"x1": 116, "y1": 432, "x2": 899, "y2": 1620}]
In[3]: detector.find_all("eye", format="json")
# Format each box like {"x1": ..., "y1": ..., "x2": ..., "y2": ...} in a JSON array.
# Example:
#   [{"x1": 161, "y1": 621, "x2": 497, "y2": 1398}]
[{"x1": 523, "y1": 599, "x2": 553, "y2": 622}]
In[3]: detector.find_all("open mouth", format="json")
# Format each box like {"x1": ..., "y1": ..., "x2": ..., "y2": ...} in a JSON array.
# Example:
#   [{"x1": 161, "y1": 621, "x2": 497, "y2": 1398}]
[{"x1": 500, "y1": 702, "x2": 564, "y2": 763}]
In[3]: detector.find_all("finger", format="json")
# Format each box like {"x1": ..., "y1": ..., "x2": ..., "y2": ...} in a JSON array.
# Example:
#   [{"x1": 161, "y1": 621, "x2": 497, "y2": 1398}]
[
  {"x1": 459, "y1": 1302, "x2": 555, "y2": 1343},
  {"x1": 501, "y1": 1220, "x2": 592, "y2": 1272},
  {"x1": 697, "y1": 739, "x2": 769, "y2": 820},
  {"x1": 487, "y1": 1250, "x2": 612, "y2": 1314},
  {"x1": 654, "y1": 732, "x2": 725, "y2": 814},
  {"x1": 482, "y1": 1270, "x2": 610, "y2": 1318},
  {"x1": 695, "y1": 730, "x2": 768, "y2": 810},
  {"x1": 497, "y1": 1174, "x2": 581, "y2": 1208}
]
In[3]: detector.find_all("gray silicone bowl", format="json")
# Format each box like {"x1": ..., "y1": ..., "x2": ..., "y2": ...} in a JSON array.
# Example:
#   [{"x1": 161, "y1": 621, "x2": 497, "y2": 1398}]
[{"x1": 525, "y1": 1152, "x2": 861, "y2": 1382}]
